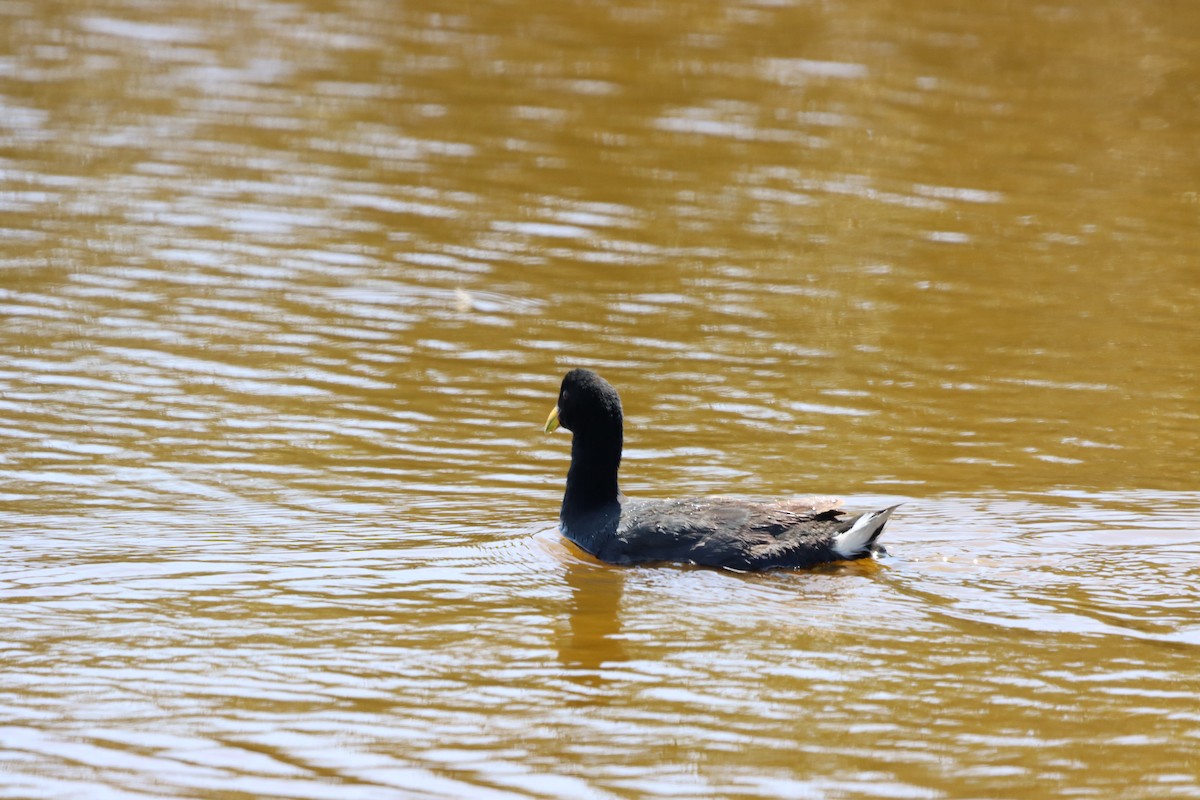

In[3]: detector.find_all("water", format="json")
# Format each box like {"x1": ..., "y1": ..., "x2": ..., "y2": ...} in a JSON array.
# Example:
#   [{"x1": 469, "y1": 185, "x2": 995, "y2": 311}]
[{"x1": 3, "y1": 0, "x2": 1199, "y2": 797}]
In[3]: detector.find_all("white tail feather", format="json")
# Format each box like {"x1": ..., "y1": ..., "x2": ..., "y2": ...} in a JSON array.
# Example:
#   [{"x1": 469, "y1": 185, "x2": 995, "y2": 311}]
[{"x1": 833, "y1": 505, "x2": 900, "y2": 559}]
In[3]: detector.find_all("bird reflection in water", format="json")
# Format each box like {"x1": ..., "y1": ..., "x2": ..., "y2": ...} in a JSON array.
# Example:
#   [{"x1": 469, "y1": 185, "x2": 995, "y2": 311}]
[{"x1": 557, "y1": 544, "x2": 628, "y2": 680}]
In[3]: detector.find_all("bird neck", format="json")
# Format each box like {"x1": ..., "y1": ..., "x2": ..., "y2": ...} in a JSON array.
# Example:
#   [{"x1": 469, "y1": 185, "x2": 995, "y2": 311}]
[{"x1": 562, "y1": 426, "x2": 622, "y2": 521}]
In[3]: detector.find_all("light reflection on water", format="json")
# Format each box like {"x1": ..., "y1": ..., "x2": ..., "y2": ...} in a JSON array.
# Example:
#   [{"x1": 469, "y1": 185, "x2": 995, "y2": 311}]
[
  {"x1": 3, "y1": 0, "x2": 1200, "y2": 797},
  {"x1": 5, "y1": 494, "x2": 1200, "y2": 798}
]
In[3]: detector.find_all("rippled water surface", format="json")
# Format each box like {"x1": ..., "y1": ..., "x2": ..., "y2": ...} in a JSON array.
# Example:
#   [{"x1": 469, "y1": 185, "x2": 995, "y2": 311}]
[{"x1": 3, "y1": 0, "x2": 1199, "y2": 798}]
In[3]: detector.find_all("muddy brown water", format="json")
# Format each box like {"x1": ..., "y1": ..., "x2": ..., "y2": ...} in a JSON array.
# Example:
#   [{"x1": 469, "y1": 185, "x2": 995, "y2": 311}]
[{"x1": 2, "y1": 1, "x2": 1198, "y2": 798}]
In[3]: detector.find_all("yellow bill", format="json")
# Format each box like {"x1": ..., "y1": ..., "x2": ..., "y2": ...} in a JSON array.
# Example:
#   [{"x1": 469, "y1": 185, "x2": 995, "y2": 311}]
[{"x1": 544, "y1": 405, "x2": 560, "y2": 434}]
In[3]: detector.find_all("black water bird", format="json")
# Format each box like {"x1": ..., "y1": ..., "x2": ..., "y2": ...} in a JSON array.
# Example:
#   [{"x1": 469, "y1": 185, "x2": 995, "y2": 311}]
[{"x1": 543, "y1": 368, "x2": 898, "y2": 571}]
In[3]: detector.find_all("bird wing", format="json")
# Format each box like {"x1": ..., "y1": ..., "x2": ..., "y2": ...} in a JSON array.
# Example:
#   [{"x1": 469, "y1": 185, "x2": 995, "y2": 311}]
[{"x1": 609, "y1": 496, "x2": 851, "y2": 567}]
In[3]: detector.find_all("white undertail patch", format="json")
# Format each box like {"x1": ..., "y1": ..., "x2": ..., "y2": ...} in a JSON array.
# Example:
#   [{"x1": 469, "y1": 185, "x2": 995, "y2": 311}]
[{"x1": 832, "y1": 505, "x2": 899, "y2": 559}]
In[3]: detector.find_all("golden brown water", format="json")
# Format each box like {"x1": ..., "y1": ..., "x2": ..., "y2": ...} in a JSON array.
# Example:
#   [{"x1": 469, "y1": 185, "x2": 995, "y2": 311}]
[{"x1": 2, "y1": 0, "x2": 1199, "y2": 797}]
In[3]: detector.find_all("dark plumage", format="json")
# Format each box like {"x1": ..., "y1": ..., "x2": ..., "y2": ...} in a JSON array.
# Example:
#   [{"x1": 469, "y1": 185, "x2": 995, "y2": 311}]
[{"x1": 544, "y1": 368, "x2": 898, "y2": 571}]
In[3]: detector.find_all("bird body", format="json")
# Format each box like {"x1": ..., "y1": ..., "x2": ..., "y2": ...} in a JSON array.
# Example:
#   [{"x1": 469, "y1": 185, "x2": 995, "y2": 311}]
[{"x1": 545, "y1": 368, "x2": 897, "y2": 571}]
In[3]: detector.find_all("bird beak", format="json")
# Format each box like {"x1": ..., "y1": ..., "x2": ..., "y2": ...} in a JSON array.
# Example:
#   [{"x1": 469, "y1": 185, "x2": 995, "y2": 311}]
[{"x1": 544, "y1": 405, "x2": 560, "y2": 434}]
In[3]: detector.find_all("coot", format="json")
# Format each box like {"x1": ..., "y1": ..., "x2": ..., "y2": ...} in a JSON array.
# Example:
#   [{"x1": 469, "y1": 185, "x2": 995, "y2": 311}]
[{"x1": 544, "y1": 368, "x2": 897, "y2": 570}]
